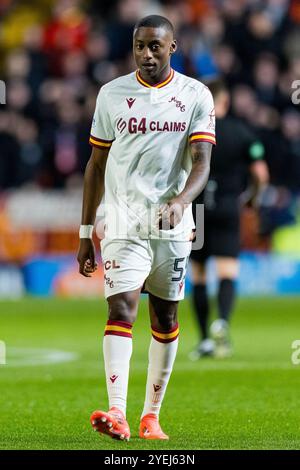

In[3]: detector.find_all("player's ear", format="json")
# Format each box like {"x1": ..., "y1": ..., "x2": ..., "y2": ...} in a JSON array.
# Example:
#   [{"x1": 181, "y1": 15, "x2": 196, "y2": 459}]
[{"x1": 170, "y1": 39, "x2": 177, "y2": 55}]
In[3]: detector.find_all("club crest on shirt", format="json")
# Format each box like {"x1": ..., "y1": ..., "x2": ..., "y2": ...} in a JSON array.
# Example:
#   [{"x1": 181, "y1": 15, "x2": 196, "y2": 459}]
[{"x1": 168, "y1": 96, "x2": 185, "y2": 112}]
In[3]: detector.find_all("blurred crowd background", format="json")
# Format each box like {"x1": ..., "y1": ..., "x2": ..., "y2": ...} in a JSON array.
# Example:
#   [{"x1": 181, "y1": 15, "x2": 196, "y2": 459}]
[{"x1": 0, "y1": 0, "x2": 300, "y2": 296}]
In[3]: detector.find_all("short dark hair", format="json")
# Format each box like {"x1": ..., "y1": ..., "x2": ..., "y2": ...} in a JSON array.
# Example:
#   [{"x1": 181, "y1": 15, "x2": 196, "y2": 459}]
[{"x1": 134, "y1": 15, "x2": 174, "y2": 36}]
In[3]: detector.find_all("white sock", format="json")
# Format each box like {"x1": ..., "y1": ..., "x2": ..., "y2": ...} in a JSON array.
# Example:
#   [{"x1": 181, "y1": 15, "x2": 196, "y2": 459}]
[
  {"x1": 141, "y1": 323, "x2": 179, "y2": 418},
  {"x1": 103, "y1": 320, "x2": 133, "y2": 417}
]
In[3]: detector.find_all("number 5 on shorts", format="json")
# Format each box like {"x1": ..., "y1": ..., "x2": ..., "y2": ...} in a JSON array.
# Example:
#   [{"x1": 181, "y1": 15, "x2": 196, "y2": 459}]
[{"x1": 172, "y1": 257, "x2": 188, "y2": 282}]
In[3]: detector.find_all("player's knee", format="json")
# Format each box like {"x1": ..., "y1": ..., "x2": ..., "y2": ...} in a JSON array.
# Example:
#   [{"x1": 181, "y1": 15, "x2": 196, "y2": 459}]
[
  {"x1": 190, "y1": 260, "x2": 206, "y2": 284},
  {"x1": 108, "y1": 294, "x2": 138, "y2": 324},
  {"x1": 156, "y1": 313, "x2": 177, "y2": 331},
  {"x1": 151, "y1": 298, "x2": 178, "y2": 331},
  {"x1": 216, "y1": 258, "x2": 239, "y2": 279}
]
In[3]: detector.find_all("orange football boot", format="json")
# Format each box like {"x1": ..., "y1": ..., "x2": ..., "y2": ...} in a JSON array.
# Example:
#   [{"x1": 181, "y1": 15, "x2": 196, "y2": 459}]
[
  {"x1": 139, "y1": 413, "x2": 169, "y2": 440},
  {"x1": 90, "y1": 407, "x2": 130, "y2": 441}
]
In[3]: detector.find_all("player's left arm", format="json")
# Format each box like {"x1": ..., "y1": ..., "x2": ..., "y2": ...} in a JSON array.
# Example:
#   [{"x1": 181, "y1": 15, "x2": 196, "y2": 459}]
[
  {"x1": 179, "y1": 141, "x2": 212, "y2": 202},
  {"x1": 160, "y1": 84, "x2": 215, "y2": 228},
  {"x1": 160, "y1": 141, "x2": 212, "y2": 228}
]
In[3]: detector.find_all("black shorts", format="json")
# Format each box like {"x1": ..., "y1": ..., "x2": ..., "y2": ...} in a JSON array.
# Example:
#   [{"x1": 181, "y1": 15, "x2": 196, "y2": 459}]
[{"x1": 190, "y1": 196, "x2": 240, "y2": 263}]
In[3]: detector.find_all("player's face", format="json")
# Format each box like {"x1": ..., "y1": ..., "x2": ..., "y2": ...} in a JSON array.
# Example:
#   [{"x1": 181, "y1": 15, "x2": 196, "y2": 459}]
[{"x1": 133, "y1": 27, "x2": 177, "y2": 83}]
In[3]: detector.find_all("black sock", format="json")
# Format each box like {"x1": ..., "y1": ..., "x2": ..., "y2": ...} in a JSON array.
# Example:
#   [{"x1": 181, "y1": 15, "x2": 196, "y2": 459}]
[
  {"x1": 217, "y1": 278, "x2": 236, "y2": 323},
  {"x1": 193, "y1": 283, "x2": 209, "y2": 340}
]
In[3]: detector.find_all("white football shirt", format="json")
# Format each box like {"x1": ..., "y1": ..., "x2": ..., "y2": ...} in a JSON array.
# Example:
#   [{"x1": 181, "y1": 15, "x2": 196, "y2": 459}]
[{"x1": 90, "y1": 68, "x2": 216, "y2": 241}]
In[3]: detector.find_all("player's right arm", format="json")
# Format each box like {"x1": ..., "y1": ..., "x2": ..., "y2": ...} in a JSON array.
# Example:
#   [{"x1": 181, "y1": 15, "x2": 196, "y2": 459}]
[
  {"x1": 77, "y1": 146, "x2": 109, "y2": 277},
  {"x1": 78, "y1": 86, "x2": 114, "y2": 277}
]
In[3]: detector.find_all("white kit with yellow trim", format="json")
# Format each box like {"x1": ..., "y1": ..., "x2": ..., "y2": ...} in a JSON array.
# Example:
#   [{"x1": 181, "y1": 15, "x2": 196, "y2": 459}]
[{"x1": 90, "y1": 69, "x2": 215, "y2": 241}]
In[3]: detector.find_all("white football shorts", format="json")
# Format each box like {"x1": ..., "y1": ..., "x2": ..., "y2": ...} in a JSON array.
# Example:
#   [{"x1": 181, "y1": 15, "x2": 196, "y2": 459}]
[{"x1": 100, "y1": 238, "x2": 192, "y2": 301}]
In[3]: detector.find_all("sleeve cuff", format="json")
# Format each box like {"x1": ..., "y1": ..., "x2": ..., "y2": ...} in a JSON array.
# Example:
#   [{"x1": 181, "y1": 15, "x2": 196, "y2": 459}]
[
  {"x1": 189, "y1": 132, "x2": 216, "y2": 145},
  {"x1": 89, "y1": 135, "x2": 114, "y2": 148}
]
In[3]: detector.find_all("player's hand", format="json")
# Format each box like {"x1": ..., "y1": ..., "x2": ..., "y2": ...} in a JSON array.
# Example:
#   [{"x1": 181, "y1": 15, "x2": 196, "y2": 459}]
[
  {"x1": 77, "y1": 239, "x2": 98, "y2": 277},
  {"x1": 240, "y1": 184, "x2": 268, "y2": 210},
  {"x1": 158, "y1": 197, "x2": 185, "y2": 229}
]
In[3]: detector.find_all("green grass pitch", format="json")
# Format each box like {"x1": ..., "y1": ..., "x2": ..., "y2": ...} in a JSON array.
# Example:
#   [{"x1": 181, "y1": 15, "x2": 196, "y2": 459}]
[{"x1": 0, "y1": 296, "x2": 300, "y2": 450}]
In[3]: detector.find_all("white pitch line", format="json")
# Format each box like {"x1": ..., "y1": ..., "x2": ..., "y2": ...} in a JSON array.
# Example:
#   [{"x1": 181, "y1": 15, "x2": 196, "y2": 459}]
[
  {"x1": 3, "y1": 347, "x2": 79, "y2": 367},
  {"x1": 2, "y1": 348, "x2": 296, "y2": 371},
  {"x1": 173, "y1": 361, "x2": 297, "y2": 371},
  {"x1": 65, "y1": 359, "x2": 298, "y2": 372}
]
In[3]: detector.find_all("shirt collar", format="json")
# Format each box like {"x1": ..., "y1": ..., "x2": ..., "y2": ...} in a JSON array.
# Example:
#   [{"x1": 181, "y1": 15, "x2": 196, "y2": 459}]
[{"x1": 136, "y1": 68, "x2": 174, "y2": 89}]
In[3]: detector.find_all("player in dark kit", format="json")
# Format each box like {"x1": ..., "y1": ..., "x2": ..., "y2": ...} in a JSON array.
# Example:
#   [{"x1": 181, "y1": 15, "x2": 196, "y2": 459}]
[{"x1": 189, "y1": 81, "x2": 269, "y2": 359}]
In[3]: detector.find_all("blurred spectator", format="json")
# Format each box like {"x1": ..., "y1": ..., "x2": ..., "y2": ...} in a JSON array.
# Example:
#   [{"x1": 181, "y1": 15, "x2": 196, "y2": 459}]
[
  {"x1": 280, "y1": 110, "x2": 300, "y2": 192},
  {"x1": 0, "y1": 112, "x2": 19, "y2": 189},
  {"x1": 290, "y1": 0, "x2": 300, "y2": 24},
  {"x1": 6, "y1": 80, "x2": 36, "y2": 118},
  {"x1": 252, "y1": 53, "x2": 282, "y2": 107},
  {"x1": 106, "y1": 0, "x2": 141, "y2": 61},
  {"x1": 23, "y1": 25, "x2": 48, "y2": 96},
  {"x1": 191, "y1": 11, "x2": 223, "y2": 79},
  {"x1": 14, "y1": 118, "x2": 43, "y2": 186},
  {"x1": 42, "y1": 0, "x2": 90, "y2": 75},
  {"x1": 231, "y1": 84, "x2": 259, "y2": 124},
  {"x1": 213, "y1": 43, "x2": 242, "y2": 86},
  {"x1": 6, "y1": 49, "x2": 31, "y2": 81}
]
